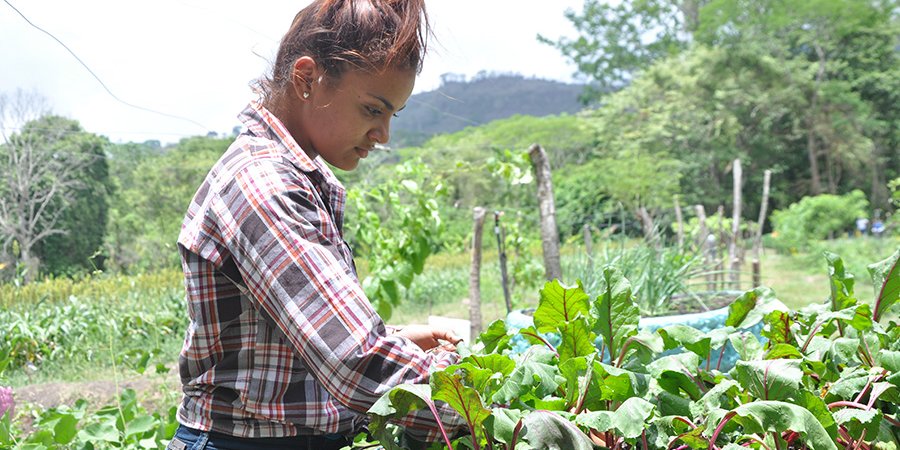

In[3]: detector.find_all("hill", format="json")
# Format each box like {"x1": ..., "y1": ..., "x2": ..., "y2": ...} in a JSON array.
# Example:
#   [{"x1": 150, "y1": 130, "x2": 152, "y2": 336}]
[{"x1": 392, "y1": 73, "x2": 586, "y2": 147}]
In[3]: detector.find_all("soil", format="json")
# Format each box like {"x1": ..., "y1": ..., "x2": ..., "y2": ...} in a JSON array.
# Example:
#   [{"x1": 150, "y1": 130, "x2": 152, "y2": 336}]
[{"x1": 12, "y1": 370, "x2": 180, "y2": 433}]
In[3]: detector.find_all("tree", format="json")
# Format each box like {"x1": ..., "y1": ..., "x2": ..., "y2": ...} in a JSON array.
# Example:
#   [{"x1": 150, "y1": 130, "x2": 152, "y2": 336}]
[
  {"x1": 0, "y1": 90, "x2": 98, "y2": 282},
  {"x1": 34, "y1": 117, "x2": 112, "y2": 276},
  {"x1": 539, "y1": 0, "x2": 708, "y2": 100}
]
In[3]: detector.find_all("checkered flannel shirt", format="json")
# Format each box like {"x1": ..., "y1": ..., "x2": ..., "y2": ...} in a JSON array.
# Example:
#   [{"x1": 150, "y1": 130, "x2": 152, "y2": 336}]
[{"x1": 175, "y1": 102, "x2": 463, "y2": 440}]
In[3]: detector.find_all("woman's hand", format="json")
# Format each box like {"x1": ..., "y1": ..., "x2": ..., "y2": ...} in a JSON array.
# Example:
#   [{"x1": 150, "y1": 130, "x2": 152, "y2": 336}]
[{"x1": 394, "y1": 324, "x2": 463, "y2": 352}]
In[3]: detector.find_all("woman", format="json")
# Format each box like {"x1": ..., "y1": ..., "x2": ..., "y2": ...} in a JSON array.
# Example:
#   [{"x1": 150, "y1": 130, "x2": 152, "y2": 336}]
[{"x1": 170, "y1": 1, "x2": 463, "y2": 448}]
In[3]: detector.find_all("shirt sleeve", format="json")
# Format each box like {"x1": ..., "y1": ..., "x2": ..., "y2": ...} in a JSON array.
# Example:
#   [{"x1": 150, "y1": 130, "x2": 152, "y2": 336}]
[{"x1": 211, "y1": 168, "x2": 464, "y2": 440}]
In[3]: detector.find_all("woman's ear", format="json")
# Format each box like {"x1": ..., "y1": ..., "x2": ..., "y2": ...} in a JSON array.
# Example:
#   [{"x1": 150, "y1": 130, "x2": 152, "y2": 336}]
[{"x1": 291, "y1": 56, "x2": 318, "y2": 100}]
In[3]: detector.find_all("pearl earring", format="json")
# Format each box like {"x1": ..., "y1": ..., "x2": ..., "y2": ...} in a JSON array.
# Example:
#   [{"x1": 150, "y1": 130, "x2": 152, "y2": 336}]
[{"x1": 302, "y1": 92, "x2": 310, "y2": 99}]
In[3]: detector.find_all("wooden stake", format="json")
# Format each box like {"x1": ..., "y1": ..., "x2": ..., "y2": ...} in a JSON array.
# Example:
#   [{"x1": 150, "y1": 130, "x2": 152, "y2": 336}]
[
  {"x1": 469, "y1": 207, "x2": 487, "y2": 338},
  {"x1": 696, "y1": 205, "x2": 715, "y2": 291},
  {"x1": 729, "y1": 159, "x2": 742, "y2": 289},
  {"x1": 752, "y1": 170, "x2": 772, "y2": 287},
  {"x1": 674, "y1": 196, "x2": 684, "y2": 249},
  {"x1": 528, "y1": 144, "x2": 562, "y2": 281}
]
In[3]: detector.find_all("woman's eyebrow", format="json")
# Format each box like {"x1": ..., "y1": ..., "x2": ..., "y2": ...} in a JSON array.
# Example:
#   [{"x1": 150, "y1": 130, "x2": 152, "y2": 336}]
[{"x1": 369, "y1": 93, "x2": 406, "y2": 112}]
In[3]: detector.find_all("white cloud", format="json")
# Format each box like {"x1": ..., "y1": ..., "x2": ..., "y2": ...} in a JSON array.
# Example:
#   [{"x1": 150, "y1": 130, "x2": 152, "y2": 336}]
[{"x1": 1, "y1": 0, "x2": 584, "y2": 144}]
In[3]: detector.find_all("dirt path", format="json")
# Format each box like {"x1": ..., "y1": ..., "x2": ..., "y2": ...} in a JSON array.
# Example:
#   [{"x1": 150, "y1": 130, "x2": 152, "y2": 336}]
[{"x1": 14, "y1": 371, "x2": 180, "y2": 413}]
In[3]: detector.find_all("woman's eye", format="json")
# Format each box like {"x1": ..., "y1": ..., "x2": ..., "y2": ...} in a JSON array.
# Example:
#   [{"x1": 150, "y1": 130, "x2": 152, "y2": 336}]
[{"x1": 366, "y1": 106, "x2": 382, "y2": 116}]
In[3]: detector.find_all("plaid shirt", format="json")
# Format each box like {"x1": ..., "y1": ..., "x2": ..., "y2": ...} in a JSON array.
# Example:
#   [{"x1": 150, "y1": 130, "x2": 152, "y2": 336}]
[{"x1": 176, "y1": 102, "x2": 462, "y2": 440}]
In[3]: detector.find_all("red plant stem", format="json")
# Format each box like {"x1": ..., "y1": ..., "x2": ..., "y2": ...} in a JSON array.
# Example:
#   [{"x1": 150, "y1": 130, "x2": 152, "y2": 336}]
[
  {"x1": 615, "y1": 336, "x2": 637, "y2": 367},
  {"x1": 642, "y1": 429, "x2": 649, "y2": 450},
  {"x1": 773, "y1": 431, "x2": 783, "y2": 450},
  {"x1": 872, "y1": 254, "x2": 899, "y2": 322},
  {"x1": 716, "y1": 344, "x2": 727, "y2": 371},
  {"x1": 860, "y1": 337, "x2": 876, "y2": 367},
  {"x1": 883, "y1": 414, "x2": 900, "y2": 428},
  {"x1": 673, "y1": 416, "x2": 697, "y2": 429},
  {"x1": 742, "y1": 435, "x2": 772, "y2": 450},
  {"x1": 800, "y1": 320, "x2": 824, "y2": 353},
  {"x1": 673, "y1": 446, "x2": 689, "y2": 450},
  {"x1": 706, "y1": 349, "x2": 711, "y2": 372},
  {"x1": 520, "y1": 330, "x2": 558, "y2": 357},
  {"x1": 828, "y1": 400, "x2": 870, "y2": 411},
  {"x1": 851, "y1": 429, "x2": 867, "y2": 450},
  {"x1": 668, "y1": 432, "x2": 692, "y2": 450},
  {"x1": 853, "y1": 378, "x2": 873, "y2": 404},
  {"x1": 709, "y1": 411, "x2": 736, "y2": 450},
  {"x1": 509, "y1": 419, "x2": 523, "y2": 450},
  {"x1": 425, "y1": 401, "x2": 455, "y2": 450}
]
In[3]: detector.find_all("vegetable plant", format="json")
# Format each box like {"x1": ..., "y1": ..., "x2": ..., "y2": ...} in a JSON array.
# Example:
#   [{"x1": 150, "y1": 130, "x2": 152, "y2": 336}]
[{"x1": 357, "y1": 247, "x2": 900, "y2": 449}]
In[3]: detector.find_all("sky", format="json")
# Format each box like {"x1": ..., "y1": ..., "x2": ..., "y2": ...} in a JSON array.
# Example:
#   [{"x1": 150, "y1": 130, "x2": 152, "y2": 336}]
[{"x1": 1, "y1": 0, "x2": 587, "y2": 145}]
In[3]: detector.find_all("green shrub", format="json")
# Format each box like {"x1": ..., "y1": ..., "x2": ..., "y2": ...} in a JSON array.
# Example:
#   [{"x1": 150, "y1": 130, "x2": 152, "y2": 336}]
[{"x1": 769, "y1": 190, "x2": 869, "y2": 253}]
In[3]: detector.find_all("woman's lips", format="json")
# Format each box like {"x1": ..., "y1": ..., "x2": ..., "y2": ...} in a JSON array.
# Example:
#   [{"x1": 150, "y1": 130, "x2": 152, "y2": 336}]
[{"x1": 355, "y1": 147, "x2": 370, "y2": 158}]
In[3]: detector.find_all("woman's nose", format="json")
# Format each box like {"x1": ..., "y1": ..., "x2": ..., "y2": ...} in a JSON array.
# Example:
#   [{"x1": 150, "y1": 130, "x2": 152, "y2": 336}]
[{"x1": 368, "y1": 122, "x2": 390, "y2": 144}]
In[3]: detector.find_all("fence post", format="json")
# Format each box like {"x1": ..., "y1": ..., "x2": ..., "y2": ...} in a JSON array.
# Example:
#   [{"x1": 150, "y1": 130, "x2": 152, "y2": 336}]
[
  {"x1": 494, "y1": 211, "x2": 512, "y2": 314},
  {"x1": 674, "y1": 196, "x2": 684, "y2": 249},
  {"x1": 729, "y1": 159, "x2": 743, "y2": 289},
  {"x1": 469, "y1": 207, "x2": 487, "y2": 338},
  {"x1": 528, "y1": 144, "x2": 562, "y2": 281},
  {"x1": 752, "y1": 169, "x2": 772, "y2": 287}
]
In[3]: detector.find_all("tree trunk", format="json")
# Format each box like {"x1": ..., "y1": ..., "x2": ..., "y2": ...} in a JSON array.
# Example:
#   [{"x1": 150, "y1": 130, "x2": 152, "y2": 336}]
[
  {"x1": 728, "y1": 160, "x2": 742, "y2": 289},
  {"x1": 674, "y1": 196, "x2": 684, "y2": 249},
  {"x1": 806, "y1": 43, "x2": 828, "y2": 195},
  {"x1": 696, "y1": 205, "x2": 715, "y2": 291},
  {"x1": 469, "y1": 207, "x2": 487, "y2": 338},
  {"x1": 528, "y1": 144, "x2": 562, "y2": 281},
  {"x1": 752, "y1": 170, "x2": 772, "y2": 288}
]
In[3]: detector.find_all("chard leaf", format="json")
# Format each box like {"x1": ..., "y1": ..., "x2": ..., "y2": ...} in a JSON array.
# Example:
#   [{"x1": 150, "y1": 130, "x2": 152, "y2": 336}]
[
  {"x1": 367, "y1": 384, "x2": 433, "y2": 449},
  {"x1": 477, "y1": 319, "x2": 511, "y2": 353},
  {"x1": 826, "y1": 367, "x2": 869, "y2": 402},
  {"x1": 869, "y1": 248, "x2": 900, "y2": 322},
  {"x1": 728, "y1": 401, "x2": 838, "y2": 450},
  {"x1": 763, "y1": 310, "x2": 796, "y2": 346},
  {"x1": 575, "y1": 397, "x2": 655, "y2": 439},
  {"x1": 726, "y1": 286, "x2": 788, "y2": 329},
  {"x1": 532, "y1": 396, "x2": 568, "y2": 410},
  {"x1": 558, "y1": 356, "x2": 596, "y2": 409},
  {"x1": 877, "y1": 349, "x2": 900, "y2": 373},
  {"x1": 765, "y1": 343, "x2": 803, "y2": 360},
  {"x1": 492, "y1": 347, "x2": 564, "y2": 404},
  {"x1": 558, "y1": 317, "x2": 596, "y2": 364},
  {"x1": 445, "y1": 362, "x2": 494, "y2": 394},
  {"x1": 522, "y1": 410, "x2": 593, "y2": 450},
  {"x1": 595, "y1": 361, "x2": 649, "y2": 402},
  {"x1": 463, "y1": 353, "x2": 516, "y2": 381},
  {"x1": 832, "y1": 408, "x2": 881, "y2": 442},
  {"x1": 483, "y1": 408, "x2": 524, "y2": 445},
  {"x1": 591, "y1": 267, "x2": 639, "y2": 364},
  {"x1": 730, "y1": 331, "x2": 764, "y2": 361},
  {"x1": 656, "y1": 390, "x2": 691, "y2": 417},
  {"x1": 825, "y1": 251, "x2": 857, "y2": 312},
  {"x1": 691, "y1": 379, "x2": 741, "y2": 417},
  {"x1": 731, "y1": 359, "x2": 802, "y2": 402},
  {"x1": 651, "y1": 416, "x2": 702, "y2": 449},
  {"x1": 648, "y1": 352, "x2": 703, "y2": 400},
  {"x1": 432, "y1": 370, "x2": 491, "y2": 440},
  {"x1": 658, "y1": 325, "x2": 711, "y2": 360},
  {"x1": 796, "y1": 390, "x2": 839, "y2": 442},
  {"x1": 534, "y1": 280, "x2": 590, "y2": 332}
]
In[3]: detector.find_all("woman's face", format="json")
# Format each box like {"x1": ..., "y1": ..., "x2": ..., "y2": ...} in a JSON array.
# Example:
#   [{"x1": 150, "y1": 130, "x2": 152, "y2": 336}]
[{"x1": 292, "y1": 65, "x2": 416, "y2": 171}]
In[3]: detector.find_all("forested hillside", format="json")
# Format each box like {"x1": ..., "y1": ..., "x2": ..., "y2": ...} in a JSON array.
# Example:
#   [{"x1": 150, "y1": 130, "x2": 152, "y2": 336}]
[{"x1": 391, "y1": 73, "x2": 586, "y2": 147}]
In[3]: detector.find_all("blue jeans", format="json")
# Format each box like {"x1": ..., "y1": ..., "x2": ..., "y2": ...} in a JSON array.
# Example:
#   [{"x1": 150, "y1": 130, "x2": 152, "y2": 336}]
[{"x1": 168, "y1": 425, "x2": 353, "y2": 450}]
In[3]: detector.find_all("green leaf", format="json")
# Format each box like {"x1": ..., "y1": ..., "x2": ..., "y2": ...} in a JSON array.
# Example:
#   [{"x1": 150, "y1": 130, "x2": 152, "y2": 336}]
[
  {"x1": 762, "y1": 310, "x2": 796, "y2": 346},
  {"x1": 558, "y1": 317, "x2": 596, "y2": 363},
  {"x1": 462, "y1": 353, "x2": 516, "y2": 378},
  {"x1": 52, "y1": 414, "x2": 78, "y2": 444},
  {"x1": 658, "y1": 324, "x2": 711, "y2": 359},
  {"x1": 825, "y1": 251, "x2": 857, "y2": 312},
  {"x1": 483, "y1": 408, "x2": 524, "y2": 445},
  {"x1": 77, "y1": 420, "x2": 119, "y2": 443},
  {"x1": 730, "y1": 330, "x2": 764, "y2": 361},
  {"x1": 477, "y1": 320, "x2": 511, "y2": 353},
  {"x1": 691, "y1": 379, "x2": 741, "y2": 418},
  {"x1": 591, "y1": 267, "x2": 639, "y2": 364},
  {"x1": 869, "y1": 248, "x2": 900, "y2": 322},
  {"x1": 834, "y1": 407, "x2": 882, "y2": 440},
  {"x1": 432, "y1": 370, "x2": 491, "y2": 438},
  {"x1": 595, "y1": 361, "x2": 649, "y2": 402},
  {"x1": 656, "y1": 390, "x2": 691, "y2": 417},
  {"x1": 731, "y1": 359, "x2": 803, "y2": 402},
  {"x1": 726, "y1": 286, "x2": 789, "y2": 329},
  {"x1": 368, "y1": 383, "x2": 432, "y2": 442},
  {"x1": 492, "y1": 347, "x2": 564, "y2": 404},
  {"x1": 648, "y1": 353, "x2": 703, "y2": 400},
  {"x1": 877, "y1": 350, "x2": 900, "y2": 372},
  {"x1": 124, "y1": 414, "x2": 156, "y2": 438},
  {"x1": 522, "y1": 410, "x2": 593, "y2": 450},
  {"x1": 729, "y1": 401, "x2": 838, "y2": 450},
  {"x1": 575, "y1": 397, "x2": 655, "y2": 439},
  {"x1": 765, "y1": 343, "x2": 803, "y2": 360},
  {"x1": 534, "y1": 280, "x2": 591, "y2": 332}
]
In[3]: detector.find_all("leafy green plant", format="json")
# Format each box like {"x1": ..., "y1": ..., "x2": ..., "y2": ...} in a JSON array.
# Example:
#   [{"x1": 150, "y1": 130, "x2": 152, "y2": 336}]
[
  {"x1": 769, "y1": 191, "x2": 870, "y2": 253},
  {"x1": 358, "y1": 247, "x2": 900, "y2": 449}
]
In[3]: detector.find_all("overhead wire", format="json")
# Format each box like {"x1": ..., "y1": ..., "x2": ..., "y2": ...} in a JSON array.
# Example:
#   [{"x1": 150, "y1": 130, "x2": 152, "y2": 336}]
[{"x1": 2, "y1": 0, "x2": 213, "y2": 133}]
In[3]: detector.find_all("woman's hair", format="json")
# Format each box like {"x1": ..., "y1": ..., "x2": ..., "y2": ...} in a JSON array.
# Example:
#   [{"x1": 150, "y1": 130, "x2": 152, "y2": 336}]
[{"x1": 259, "y1": 0, "x2": 430, "y2": 99}]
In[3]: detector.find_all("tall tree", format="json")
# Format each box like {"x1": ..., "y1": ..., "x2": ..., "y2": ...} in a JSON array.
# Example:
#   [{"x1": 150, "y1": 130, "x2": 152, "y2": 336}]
[
  {"x1": 0, "y1": 91, "x2": 98, "y2": 282},
  {"x1": 539, "y1": 0, "x2": 708, "y2": 100}
]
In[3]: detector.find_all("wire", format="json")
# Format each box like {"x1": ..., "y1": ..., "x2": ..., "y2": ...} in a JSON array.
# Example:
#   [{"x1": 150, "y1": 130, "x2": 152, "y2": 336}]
[{"x1": 2, "y1": 0, "x2": 212, "y2": 133}]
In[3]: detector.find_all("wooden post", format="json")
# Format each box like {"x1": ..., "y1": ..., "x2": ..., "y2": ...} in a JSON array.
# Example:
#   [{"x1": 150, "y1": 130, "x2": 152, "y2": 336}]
[
  {"x1": 583, "y1": 224, "x2": 593, "y2": 259},
  {"x1": 469, "y1": 207, "x2": 487, "y2": 338},
  {"x1": 696, "y1": 205, "x2": 716, "y2": 291},
  {"x1": 674, "y1": 196, "x2": 684, "y2": 249},
  {"x1": 494, "y1": 211, "x2": 512, "y2": 314},
  {"x1": 729, "y1": 159, "x2": 742, "y2": 289},
  {"x1": 528, "y1": 144, "x2": 562, "y2": 281},
  {"x1": 752, "y1": 169, "x2": 772, "y2": 287},
  {"x1": 716, "y1": 205, "x2": 725, "y2": 290}
]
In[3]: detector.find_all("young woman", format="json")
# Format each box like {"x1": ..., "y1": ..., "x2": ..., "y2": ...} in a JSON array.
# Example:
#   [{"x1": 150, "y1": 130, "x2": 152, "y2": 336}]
[{"x1": 170, "y1": 1, "x2": 463, "y2": 448}]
